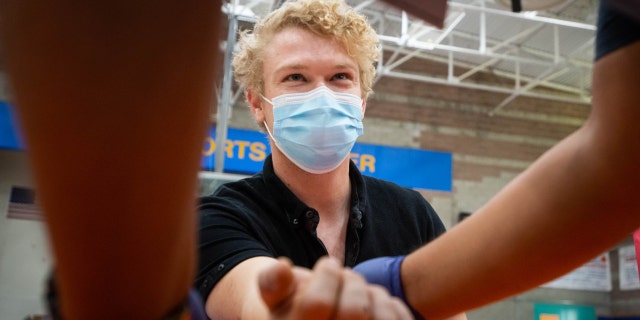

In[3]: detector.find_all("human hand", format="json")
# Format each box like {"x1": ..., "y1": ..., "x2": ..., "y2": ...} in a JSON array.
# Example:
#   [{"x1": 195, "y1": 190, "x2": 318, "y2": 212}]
[
  {"x1": 353, "y1": 256, "x2": 423, "y2": 320},
  {"x1": 258, "y1": 256, "x2": 414, "y2": 320}
]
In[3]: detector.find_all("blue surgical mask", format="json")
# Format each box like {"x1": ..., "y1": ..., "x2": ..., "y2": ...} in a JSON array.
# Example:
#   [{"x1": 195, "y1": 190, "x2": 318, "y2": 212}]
[{"x1": 262, "y1": 86, "x2": 364, "y2": 174}]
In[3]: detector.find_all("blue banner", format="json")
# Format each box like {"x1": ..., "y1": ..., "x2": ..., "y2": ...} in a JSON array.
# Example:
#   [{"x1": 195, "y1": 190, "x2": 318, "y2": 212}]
[
  {"x1": 201, "y1": 126, "x2": 271, "y2": 174},
  {"x1": 202, "y1": 126, "x2": 452, "y2": 192},
  {"x1": 351, "y1": 142, "x2": 452, "y2": 191},
  {"x1": 1, "y1": 102, "x2": 452, "y2": 191},
  {"x1": 0, "y1": 101, "x2": 24, "y2": 150}
]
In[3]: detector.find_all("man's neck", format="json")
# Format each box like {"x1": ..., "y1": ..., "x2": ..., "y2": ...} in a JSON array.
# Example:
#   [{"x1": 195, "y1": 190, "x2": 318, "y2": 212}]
[
  {"x1": 273, "y1": 153, "x2": 353, "y2": 262},
  {"x1": 273, "y1": 154, "x2": 352, "y2": 219}
]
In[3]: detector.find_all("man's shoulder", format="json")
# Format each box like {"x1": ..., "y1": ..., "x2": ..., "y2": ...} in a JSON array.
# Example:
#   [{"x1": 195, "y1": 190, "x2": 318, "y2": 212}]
[
  {"x1": 360, "y1": 175, "x2": 436, "y2": 214},
  {"x1": 205, "y1": 173, "x2": 264, "y2": 196},
  {"x1": 361, "y1": 175, "x2": 419, "y2": 196},
  {"x1": 198, "y1": 173, "x2": 268, "y2": 209}
]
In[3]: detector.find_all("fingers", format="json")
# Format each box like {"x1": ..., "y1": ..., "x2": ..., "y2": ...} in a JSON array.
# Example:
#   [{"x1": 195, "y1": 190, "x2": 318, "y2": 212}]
[
  {"x1": 298, "y1": 258, "x2": 413, "y2": 320},
  {"x1": 258, "y1": 257, "x2": 296, "y2": 312},
  {"x1": 262, "y1": 256, "x2": 414, "y2": 320},
  {"x1": 333, "y1": 269, "x2": 370, "y2": 320},
  {"x1": 292, "y1": 256, "x2": 343, "y2": 319},
  {"x1": 368, "y1": 285, "x2": 414, "y2": 320},
  {"x1": 336, "y1": 270, "x2": 414, "y2": 320}
]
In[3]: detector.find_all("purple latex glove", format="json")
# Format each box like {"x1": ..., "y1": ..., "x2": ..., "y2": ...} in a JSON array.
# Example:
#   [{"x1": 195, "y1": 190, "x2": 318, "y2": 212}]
[{"x1": 353, "y1": 256, "x2": 423, "y2": 319}]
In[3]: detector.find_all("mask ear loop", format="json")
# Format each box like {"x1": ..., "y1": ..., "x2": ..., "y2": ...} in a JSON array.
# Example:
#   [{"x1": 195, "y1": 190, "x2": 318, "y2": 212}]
[
  {"x1": 263, "y1": 120, "x2": 276, "y2": 142},
  {"x1": 259, "y1": 94, "x2": 278, "y2": 142},
  {"x1": 259, "y1": 94, "x2": 273, "y2": 105}
]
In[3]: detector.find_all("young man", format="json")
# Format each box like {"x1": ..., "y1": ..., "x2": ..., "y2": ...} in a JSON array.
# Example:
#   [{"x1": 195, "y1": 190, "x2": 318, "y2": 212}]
[{"x1": 195, "y1": 0, "x2": 466, "y2": 319}]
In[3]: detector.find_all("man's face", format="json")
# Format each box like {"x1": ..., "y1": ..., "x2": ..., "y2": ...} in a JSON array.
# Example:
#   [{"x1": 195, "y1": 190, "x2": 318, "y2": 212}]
[{"x1": 254, "y1": 27, "x2": 365, "y2": 130}]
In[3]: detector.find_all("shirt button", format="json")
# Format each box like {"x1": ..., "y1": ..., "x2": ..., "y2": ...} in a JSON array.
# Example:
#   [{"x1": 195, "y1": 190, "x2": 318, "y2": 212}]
[
  {"x1": 217, "y1": 263, "x2": 225, "y2": 271},
  {"x1": 305, "y1": 210, "x2": 314, "y2": 218},
  {"x1": 292, "y1": 218, "x2": 299, "y2": 225}
]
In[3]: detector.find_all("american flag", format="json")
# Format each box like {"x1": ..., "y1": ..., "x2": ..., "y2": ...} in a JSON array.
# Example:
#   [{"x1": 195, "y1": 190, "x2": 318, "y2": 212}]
[{"x1": 6, "y1": 186, "x2": 42, "y2": 221}]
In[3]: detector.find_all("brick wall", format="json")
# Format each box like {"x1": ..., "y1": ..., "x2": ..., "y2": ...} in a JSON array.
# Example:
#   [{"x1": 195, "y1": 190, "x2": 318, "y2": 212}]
[{"x1": 360, "y1": 74, "x2": 589, "y2": 228}]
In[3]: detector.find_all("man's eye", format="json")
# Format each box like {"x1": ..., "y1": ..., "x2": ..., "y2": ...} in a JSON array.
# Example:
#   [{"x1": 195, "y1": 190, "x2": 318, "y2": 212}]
[
  {"x1": 286, "y1": 74, "x2": 304, "y2": 81},
  {"x1": 333, "y1": 73, "x2": 349, "y2": 80}
]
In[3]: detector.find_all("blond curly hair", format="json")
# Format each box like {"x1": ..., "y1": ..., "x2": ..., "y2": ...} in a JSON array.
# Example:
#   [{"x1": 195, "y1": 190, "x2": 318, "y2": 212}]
[{"x1": 232, "y1": 0, "x2": 380, "y2": 100}]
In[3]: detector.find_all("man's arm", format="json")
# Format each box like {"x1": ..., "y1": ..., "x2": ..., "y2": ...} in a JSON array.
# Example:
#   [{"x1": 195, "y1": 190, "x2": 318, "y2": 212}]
[{"x1": 205, "y1": 257, "x2": 277, "y2": 318}]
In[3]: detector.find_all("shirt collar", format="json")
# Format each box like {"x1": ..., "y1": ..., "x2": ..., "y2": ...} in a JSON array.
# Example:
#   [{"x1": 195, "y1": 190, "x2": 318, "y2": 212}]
[{"x1": 261, "y1": 155, "x2": 366, "y2": 230}]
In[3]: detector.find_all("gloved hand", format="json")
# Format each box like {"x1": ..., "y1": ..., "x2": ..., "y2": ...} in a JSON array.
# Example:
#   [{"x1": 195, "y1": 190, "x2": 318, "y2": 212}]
[{"x1": 353, "y1": 256, "x2": 423, "y2": 319}]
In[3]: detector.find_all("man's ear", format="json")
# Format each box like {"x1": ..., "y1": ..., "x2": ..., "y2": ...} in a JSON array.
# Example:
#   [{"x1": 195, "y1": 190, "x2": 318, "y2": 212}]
[
  {"x1": 247, "y1": 89, "x2": 265, "y2": 123},
  {"x1": 361, "y1": 100, "x2": 367, "y2": 116}
]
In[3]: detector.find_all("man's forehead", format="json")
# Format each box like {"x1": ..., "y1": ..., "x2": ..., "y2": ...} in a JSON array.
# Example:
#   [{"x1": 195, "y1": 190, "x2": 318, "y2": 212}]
[{"x1": 263, "y1": 30, "x2": 358, "y2": 71}]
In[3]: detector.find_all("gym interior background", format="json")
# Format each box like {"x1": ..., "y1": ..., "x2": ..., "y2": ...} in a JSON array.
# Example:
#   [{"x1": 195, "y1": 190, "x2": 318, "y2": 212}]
[{"x1": 0, "y1": 0, "x2": 639, "y2": 319}]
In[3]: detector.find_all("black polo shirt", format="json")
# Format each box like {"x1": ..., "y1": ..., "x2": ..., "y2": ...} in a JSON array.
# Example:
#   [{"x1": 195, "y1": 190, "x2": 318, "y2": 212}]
[{"x1": 195, "y1": 155, "x2": 446, "y2": 299}]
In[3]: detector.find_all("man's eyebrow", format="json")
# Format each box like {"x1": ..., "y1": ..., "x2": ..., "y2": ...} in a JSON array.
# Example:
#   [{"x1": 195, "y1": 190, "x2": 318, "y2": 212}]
[
  {"x1": 333, "y1": 63, "x2": 358, "y2": 71},
  {"x1": 271, "y1": 62, "x2": 358, "y2": 78},
  {"x1": 273, "y1": 63, "x2": 307, "y2": 74}
]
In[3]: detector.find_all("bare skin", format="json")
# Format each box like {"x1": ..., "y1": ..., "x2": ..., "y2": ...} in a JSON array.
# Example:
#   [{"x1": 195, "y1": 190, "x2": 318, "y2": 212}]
[{"x1": 0, "y1": 0, "x2": 220, "y2": 318}]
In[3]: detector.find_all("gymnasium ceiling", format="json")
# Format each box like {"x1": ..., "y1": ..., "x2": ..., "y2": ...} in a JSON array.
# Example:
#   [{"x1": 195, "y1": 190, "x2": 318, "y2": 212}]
[{"x1": 221, "y1": 0, "x2": 598, "y2": 114}]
